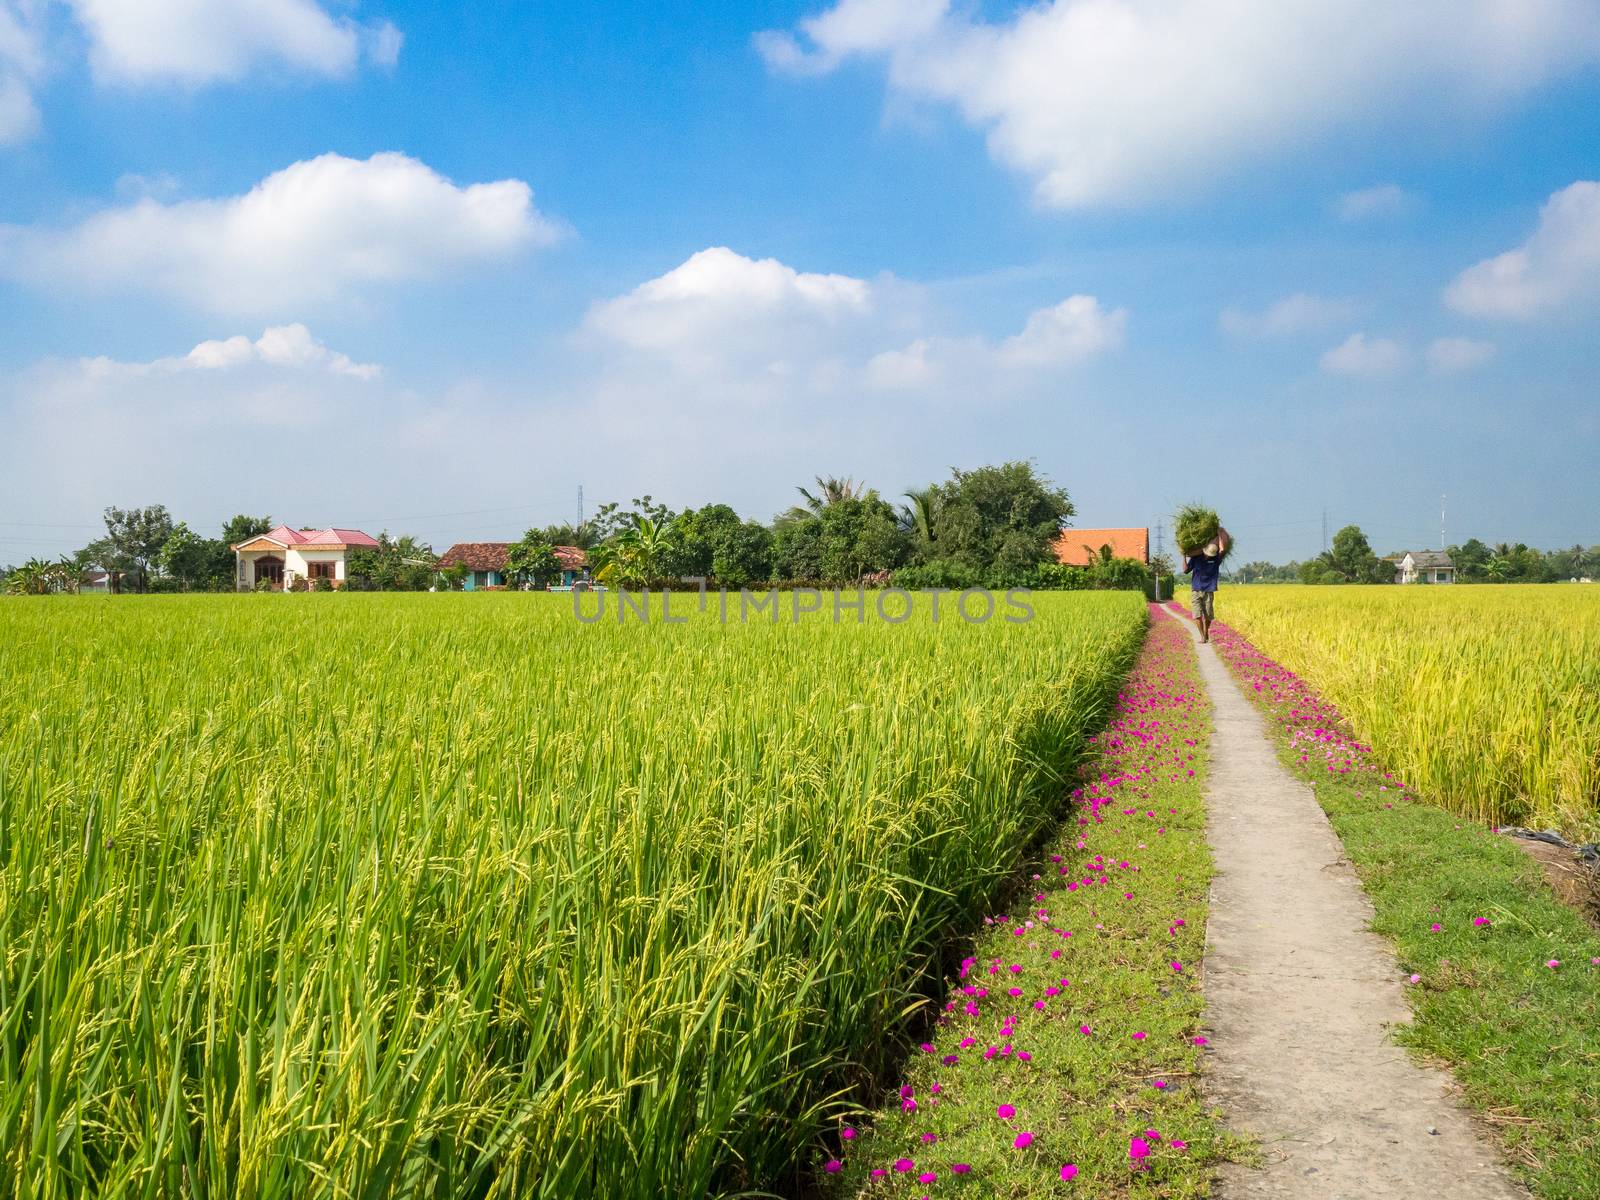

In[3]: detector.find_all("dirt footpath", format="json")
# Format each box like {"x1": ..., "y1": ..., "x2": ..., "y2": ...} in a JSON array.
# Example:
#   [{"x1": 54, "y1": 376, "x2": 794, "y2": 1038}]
[{"x1": 1174, "y1": 610, "x2": 1526, "y2": 1199}]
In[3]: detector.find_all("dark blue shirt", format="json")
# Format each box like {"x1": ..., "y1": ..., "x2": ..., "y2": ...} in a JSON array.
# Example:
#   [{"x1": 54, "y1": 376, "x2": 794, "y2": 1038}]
[{"x1": 1185, "y1": 553, "x2": 1222, "y2": 593}]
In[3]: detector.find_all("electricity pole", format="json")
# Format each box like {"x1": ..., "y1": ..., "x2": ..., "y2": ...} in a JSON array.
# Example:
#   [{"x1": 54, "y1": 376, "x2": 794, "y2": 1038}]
[{"x1": 1440, "y1": 494, "x2": 1446, "y2": 550}]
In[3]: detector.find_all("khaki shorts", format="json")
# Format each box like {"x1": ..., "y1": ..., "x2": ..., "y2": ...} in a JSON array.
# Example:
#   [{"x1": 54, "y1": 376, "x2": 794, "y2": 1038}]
[{"x1": 1193, "y1": 591, "x2": 1215, "y2": 620}]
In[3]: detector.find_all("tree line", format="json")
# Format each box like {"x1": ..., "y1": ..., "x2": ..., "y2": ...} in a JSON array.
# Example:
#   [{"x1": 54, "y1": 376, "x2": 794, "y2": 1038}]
[
  {"x1": 1227, "y1": 525, "x2": 1600, "y2": 585},
  {"x1": 499, "y1": 462, "x2": 1159, "y2": 592},
  {"x1": 0, "y1": 508, "x2": 441, "y2": 595},
  {"x1": 3, "y1": 462, "x2": 1166, "y2": 595}
]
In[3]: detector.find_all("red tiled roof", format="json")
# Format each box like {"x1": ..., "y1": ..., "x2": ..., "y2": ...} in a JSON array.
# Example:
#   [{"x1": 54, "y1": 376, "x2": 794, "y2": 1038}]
[
  {"x1": 439, "y1": 542, "x2": 510, "y2": 571},
  {"x1": 1053, "y1": 527, "x2": 1150, "y2": 565},
  {"x1": 439, "y1": 543, "x2": 589, "y2": 571}
]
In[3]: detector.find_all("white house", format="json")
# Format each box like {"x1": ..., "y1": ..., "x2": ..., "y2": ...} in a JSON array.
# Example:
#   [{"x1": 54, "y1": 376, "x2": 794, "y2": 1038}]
[
  {"x1": 1388, "y1": 549, "x2": 1456, "y2": 584},
  {"x1": 231, "y1": 524, "x2": 380, "y2": 590}
]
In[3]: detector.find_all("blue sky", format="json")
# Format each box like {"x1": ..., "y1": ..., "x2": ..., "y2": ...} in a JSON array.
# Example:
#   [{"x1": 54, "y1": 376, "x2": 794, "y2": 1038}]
[{"x1": 2, "y1": 0, "x2": 1598, "y2": 564}]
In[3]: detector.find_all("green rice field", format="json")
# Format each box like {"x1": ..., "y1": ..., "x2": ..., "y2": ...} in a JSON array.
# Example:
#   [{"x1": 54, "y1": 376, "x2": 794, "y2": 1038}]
[{"x1": 0, "y1": 591, "x2": 1146, "y2": 1197}]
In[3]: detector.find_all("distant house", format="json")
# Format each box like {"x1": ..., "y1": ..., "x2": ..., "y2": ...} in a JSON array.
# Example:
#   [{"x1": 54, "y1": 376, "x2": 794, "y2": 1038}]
[
  {"x1": 80, "y1": 570, "x2": 120, "y2": 594},
  {"x1": 1052, "y1": 527, "x2": 1150, "y2": 566},
  {"x1": 437, "y1": 542, "x2": 589, "y2": 590},
  {"x1": 231, "y1": 525, "x2": 380, "y2": 590},
  {"x1": 1387, "y1": 550, "x2": 1456, "y2": 584}
]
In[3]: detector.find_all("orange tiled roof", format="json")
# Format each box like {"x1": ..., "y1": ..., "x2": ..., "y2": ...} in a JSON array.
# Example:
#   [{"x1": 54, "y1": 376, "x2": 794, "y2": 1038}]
[{"x1": 1053, "y1": 527, "x2": 1150, "y2": 566}]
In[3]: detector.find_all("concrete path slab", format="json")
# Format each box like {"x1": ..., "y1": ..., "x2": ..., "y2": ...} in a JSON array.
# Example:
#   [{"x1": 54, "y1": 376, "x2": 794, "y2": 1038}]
[{"x1": 1172, "y1": 610, "x2": 1526, "y2": 1200}]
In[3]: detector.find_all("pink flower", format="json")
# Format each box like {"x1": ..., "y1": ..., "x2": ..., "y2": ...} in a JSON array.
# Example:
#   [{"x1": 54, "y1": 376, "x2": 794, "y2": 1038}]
[
  {"x1": 918, "y1": 1171, "x2": 937, "y2": 1184},
  {"x1": 1429, "y1": 923, "x2": 1441, "y2": 932},
  {"x1": 1130, "y1": 1136, "x2": 1152, "y2": 1163},
  {"x1": 841, "y1": 1127, "x2": 857, "y2": 1141},
  {"x1": 1192, "y1": 1036, "x2": 1209, "y2": 1046},
  {"x1": 951, "y1": 1162, "x2": 972, "y2": 1174},
  {"x1": 1014, "y1": 1131, "x2": 1034, "y2": 1150},
  {"x1": 921, "y1": 1132, "x2": 938, "y2": 1143},
  {"x1": 1171, "y1": 960, "x2": 1183, "y2": 972},
  {"x1": 1153, "y1": 1079, "x2": 1168, "y2": 1089},
  {"x1": 824, "y1": 1160, "x2": 842, "y2": 1174},
  {"x1": 1060, "y1": 1163, "x2": 1079, "y2": 1181},
  {"x1": 1407, "y1": 973, "x2": 1421, "y2": 985},
  {"x1": 996, "y1": 1103, "x2": 1015, "y2": 1119},
  {"x1": 1171, "y1": 1139, "x2": 1188, "y2": 1150},
  {"x1": 894, "y1": 1158, "x2": 914, "y2": 1172},
  {"x1": 1546, "y1": 959, "x2": 1561, "y2": 969},
  {"x1": 1131, "y1": 1031, "x2": 1147, "y2": 1040}
]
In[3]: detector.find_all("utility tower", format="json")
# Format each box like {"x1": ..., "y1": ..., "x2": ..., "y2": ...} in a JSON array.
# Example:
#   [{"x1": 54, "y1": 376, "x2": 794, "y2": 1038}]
[
  {"x1": 1440, "y1": 494, "x2": 1446, "y2": 550},
  {"x1": 577, "y1": 484, "x2": 584, "y2": 530}
]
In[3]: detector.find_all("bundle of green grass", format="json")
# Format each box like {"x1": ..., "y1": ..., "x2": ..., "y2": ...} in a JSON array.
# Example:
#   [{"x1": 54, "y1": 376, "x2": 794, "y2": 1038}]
[{"x1": 1174, "y1": 504, "x2": 1234, "y2": 559}]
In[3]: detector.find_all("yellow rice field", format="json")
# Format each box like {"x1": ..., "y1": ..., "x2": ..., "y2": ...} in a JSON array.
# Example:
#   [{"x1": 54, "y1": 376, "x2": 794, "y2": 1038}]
[{"x1": 1206, "y1": 584, "x2": 1600, "y2": 837}]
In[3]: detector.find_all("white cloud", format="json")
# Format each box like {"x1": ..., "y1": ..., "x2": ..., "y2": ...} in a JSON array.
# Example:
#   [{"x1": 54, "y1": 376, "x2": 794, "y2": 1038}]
[
  {"x1": 586, "y1": 246, "x2": 871, "y2": 354},
  {"x1": 1319, "y1": 332, "x2": 1410, "y2": 379},
  {"x1": 65, "y1": 0, "x2": 400, "y2": 85},
  {"x1": 996, "y1": 295, "x2": 1126, "y2": 368},
  {"x1": 1219, "y1": 293, "x2": 1360, "y2": 339},
  {"x1": 1426, "y1": 336, "x2": 1495, "y2": 374},
  {"x1": 863, "y1": 337, "x2": 939, "y2": 389},
  {"x1": 81, "y1": 323, "x2": 380, "y2": 381},
  {"x1": 585, "y1": 246, "x2": 1121, "y2": 391},
  {"x1": 1334, "y1": 184, "x2": 1417, "y2": 221},
  {"x1": 0, "y1": 0, "x2": 44, "y2": 145},
  {"x1": 0, "y1": 152, "x2": 559, "y2": 314},
  {"x1": 1444, "y1": 180, "x2": 1600, "y2": 319},
  {"x1": 865, "y1": 295, "x2": 1124, "y2": 387},
  {"x1": 759, "y1": 0, "x2": 1600, "y2": 208}
]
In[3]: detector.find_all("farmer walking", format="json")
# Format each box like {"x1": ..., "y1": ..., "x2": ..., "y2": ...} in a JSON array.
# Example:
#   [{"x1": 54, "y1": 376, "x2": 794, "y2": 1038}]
[{"x1": 1184, "y1": 540, "x2": 1225, "y2": 643}]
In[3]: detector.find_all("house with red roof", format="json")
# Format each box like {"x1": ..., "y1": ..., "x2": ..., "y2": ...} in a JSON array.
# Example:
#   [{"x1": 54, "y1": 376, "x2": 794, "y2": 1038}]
[
  {"x1": 230, "y1": 524, "x2": 381, "y2": 590},
  {"x1": 1052, "y1": 527, "x2": 1150, "y2": 566},
  {"x1": 437, "y1": 542, "x2": 589, "y2": 590}
]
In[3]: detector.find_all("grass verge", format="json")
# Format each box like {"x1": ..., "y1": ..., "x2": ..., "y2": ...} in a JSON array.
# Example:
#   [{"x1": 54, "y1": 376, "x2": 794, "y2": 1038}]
[
  {"x1": 1199, "y1": 608, "x2": 1600, "y2": 1200},
  {"x1": 825, "y1": 607, "x2": 1239, "y2": 1198}
]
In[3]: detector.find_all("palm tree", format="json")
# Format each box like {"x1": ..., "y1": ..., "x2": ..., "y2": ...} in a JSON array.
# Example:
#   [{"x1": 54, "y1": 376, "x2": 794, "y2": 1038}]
[
  {"x1": 783, "y1": 475, "x2": 868, "y2": 523},
  {"x1": 901, "y1": 487, "x2": 940, "y2": 546}
]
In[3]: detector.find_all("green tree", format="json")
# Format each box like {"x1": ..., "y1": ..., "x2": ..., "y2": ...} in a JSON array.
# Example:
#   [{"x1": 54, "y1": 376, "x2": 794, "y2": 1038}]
[
  {"x1": 159, "y1": 523, "x2": 219, "y2": 591},
  {"x1": 782, "y1": 476, "x2": 866, "y2": 522},
  {"x1": 346, "y1": 533, "x2": 436, "y2": 591},
  {"x1": 595, "y1": 517, "x2": 680, "y2": 586},
  {"x1": 815, "y1": 495, "x2": 906, "y2": 583},
  {"x1": 1449, "y1": 538, "x2": 1491, "y2": 581},
  {"x1": 901, "y1": 486, "x2": 940, "y2": 558},
  {"x1": 589, "y1": 496, "x2": 674, "y2": 543},
  {"x1": 673, "y1": 505, "x2": 774, "y2": 585},
  {"x1": 538, "y1": 521, "x2": 597, "y2": 550},
  {"x1": 1319, "y1": 525, "x2": 1388, "y2": 584},
  {"x1": 220, "y1": 514, "x2": 274, "y2": 547},
  {"x1": 506, "y1": 529, "x2": 560, "y2": 587},
  {"x1": 770, "y1": 519, "x2": 823, "y2": 581},
  {"x1": 924, "y1": 462, "x2": 1074, "y2": 583},
  {"x1": 100, "y1": 505, "x2": 175, "y2": 592}
]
